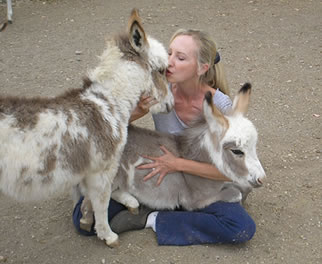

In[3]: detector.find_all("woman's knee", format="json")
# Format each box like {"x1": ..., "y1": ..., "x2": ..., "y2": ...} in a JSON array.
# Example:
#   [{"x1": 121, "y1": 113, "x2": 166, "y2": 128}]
[
  {"x1": 231, "y1": 215, "x2": 256, "y2": 243},
  {"x1": 211, "y1": 202, "x2": 256, "y2": 243}
]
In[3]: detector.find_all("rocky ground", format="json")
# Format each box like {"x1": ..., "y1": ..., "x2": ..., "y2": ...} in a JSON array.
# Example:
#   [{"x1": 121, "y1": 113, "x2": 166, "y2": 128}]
[{"x1": 0, "y1": 0, "x2": 321, "y2": 263}]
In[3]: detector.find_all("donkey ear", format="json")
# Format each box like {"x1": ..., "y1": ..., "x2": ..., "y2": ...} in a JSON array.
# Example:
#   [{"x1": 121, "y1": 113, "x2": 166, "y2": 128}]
[
  {"x1": 204, "y1": 91, "x2": 229, "y2": 133},
  {"x1": 127, "y1": 8, "x2": 148, "y2": 53},
  {"x1": 232, "y1": 83, "x2": 252, "y2": 115}
]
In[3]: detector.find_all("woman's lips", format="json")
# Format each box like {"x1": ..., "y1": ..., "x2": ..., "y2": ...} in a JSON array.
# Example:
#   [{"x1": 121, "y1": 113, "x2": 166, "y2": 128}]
[{"x1": 166, "y1": 70, "x2": 172, "y2": 76}]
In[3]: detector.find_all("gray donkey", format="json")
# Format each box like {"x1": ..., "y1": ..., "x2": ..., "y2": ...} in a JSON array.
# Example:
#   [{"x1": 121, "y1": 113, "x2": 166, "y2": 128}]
[
  {"x1": 79, "y1": 83, "x2": 266, "y2": 231},
  {"x1": 0, "y1": 9, "x2": 173, "y2": 247}
]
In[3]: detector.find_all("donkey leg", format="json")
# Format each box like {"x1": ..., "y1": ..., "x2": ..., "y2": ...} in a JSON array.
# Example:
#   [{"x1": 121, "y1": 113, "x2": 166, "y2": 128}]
[
  {"x1": 87, "y1": 174, "x2": 119, "y2": 247},
  {"x1": 218, "y1": 184, "x2": 243, "y2": 203},
  {"x1": 7, "y1": 0, "x2": 13, "y2": 23},
  {"x1": 112, "y1": 189, "x2": 140, "y2": 215}
]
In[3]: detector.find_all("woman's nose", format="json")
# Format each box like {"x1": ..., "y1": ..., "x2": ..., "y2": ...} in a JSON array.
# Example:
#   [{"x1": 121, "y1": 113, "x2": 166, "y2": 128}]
[{"x1": 168, "y1": 54, "x2": 174, "y2": 66}]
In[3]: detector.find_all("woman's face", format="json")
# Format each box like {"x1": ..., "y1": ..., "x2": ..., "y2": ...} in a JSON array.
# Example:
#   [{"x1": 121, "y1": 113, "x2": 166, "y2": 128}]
[{"x1": 166, "y1": 35, "x2": 199, "y2": 84}]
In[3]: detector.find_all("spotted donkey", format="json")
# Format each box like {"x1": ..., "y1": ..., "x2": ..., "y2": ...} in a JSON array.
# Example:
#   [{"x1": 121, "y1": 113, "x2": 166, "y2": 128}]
[
  {"x1": 0, "y1": 9, "x2": 173, "y2": 247},
  {"x1": 79, "y1": 83, "x2": 266, "y2": 232}
]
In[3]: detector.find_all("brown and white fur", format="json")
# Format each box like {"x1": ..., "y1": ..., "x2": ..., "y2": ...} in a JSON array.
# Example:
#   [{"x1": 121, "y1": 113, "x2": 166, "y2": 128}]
[
  {"x1": 79, "y1": 83, "x2": 266, "y2": 230},
  {"x1": 0, "y1": 9, "x2": 173, "y2": 247}
]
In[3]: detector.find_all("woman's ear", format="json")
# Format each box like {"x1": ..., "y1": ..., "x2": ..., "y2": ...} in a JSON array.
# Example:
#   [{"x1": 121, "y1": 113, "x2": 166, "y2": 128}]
[{"x1": 198, "y1": 63, "x2": 209, "y2": 76}]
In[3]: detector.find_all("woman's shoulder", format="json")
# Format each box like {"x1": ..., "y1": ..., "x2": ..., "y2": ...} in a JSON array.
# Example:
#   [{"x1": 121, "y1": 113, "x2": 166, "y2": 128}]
[{"x1": 213, "y1": 89, "x2": 232, "y2": 114}]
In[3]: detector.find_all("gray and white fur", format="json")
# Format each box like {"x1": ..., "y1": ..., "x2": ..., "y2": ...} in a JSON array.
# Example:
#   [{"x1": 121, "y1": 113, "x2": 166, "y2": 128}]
[{"x1": 111, "y1": 83, "x2": 266, "y2": 213}]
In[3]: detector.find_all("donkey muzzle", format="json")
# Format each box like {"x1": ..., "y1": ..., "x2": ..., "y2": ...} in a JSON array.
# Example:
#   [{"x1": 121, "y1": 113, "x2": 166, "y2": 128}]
[{"x1": 249, "y1": 177, "x2": 264, "y2": 188}]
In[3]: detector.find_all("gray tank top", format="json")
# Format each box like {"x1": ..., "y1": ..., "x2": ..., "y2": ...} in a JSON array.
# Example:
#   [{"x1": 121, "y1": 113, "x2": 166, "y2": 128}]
[{"x1": 153, "y1": 89, "x2": 232, "y2": 135}]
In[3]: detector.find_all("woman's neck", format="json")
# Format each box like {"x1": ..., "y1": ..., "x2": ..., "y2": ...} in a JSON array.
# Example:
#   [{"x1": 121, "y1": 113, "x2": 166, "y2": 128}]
[
  {"x1": 171, "y1": 81, "x2": 216, "y2": 125},
  {"x1": 173, "y1": 81, "x2": 213, "y2": 101}
]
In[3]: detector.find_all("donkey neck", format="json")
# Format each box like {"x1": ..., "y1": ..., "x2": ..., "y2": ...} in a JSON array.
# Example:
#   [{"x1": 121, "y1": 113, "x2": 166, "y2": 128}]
[
  {"x1": 177, "y1": 118, "x2": 211, "y2": 163},
  {"x1": 87, "y1": 46, "x2": 149, "y2": 120},
  {"x1": 83, "y1": 80, "x2": 142, "y2": 124},
  {"x1": 176, "y1": 118, "x2": 225, "y2": 210}
]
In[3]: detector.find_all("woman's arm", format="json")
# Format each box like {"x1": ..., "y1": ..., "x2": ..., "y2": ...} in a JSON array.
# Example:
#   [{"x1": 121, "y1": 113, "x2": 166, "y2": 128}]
[
  {"x1": 137, "y1": 145, "x2": 231, "y2": 186},
  {"x1": 175, "y1": 158, "x2": 231, "y2": 181}
]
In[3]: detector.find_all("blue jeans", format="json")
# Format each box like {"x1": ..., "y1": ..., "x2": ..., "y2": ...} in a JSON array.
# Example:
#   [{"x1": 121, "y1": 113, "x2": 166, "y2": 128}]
[{"x1": 73, "y1": 197, "x2": 256, "y2": 246}]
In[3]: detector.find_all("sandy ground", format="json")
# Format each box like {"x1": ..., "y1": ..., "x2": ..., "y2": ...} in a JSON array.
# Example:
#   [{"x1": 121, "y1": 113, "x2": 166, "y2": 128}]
[{"x1": 0, "y1": 0, "x2": 321, "y2": 263}]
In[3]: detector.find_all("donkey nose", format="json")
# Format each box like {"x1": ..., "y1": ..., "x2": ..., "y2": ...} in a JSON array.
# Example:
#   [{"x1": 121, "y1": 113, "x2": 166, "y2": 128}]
[{"x1": 255, "y1": 177, "x2": 264, "y2": 187}]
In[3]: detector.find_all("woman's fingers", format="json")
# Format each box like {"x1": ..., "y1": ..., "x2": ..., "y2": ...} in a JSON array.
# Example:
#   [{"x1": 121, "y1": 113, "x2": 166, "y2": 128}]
[
  {"x1": 160, "y1": 145, "x2": 170, "y2": 154},
  {"x1": 137, "y1": 147, "x2": 175, "y2": 185},
  {"x1": 140, "y1": 155, "x2": 157, "y2": 162},
  {"x1": 138, "y1": 96, "x2": 158, "y2": 111},
  {"x1": 149, "y1": 98, "x2": 158, "y2": 107},
  {"x1": 137, "y1": 162, "x2": 155, "y2": 170},
  {"x1": 143, "y1": 167, "x2": 160, "y2": 181},
  {"x1": 156, "y1": 173, "x2": 167, "y2": 186}
]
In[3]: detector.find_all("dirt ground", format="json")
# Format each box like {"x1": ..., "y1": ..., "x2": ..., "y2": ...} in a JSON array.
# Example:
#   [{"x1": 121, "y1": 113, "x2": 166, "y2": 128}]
[{"x1": 0, "y1": 0, "x2": 321, "y2": 263}]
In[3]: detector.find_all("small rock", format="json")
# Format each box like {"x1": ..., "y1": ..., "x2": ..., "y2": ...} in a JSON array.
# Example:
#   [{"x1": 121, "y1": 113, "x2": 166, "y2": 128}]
[{"x1": 0, "y1": 255, "x2": 7, "y2": 262}]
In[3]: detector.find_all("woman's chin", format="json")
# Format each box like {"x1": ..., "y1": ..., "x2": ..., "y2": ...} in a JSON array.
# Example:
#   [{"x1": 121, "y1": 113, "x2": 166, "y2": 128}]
[{"x1": 166, "y1": 75, "x2": 175, "y2": 82}]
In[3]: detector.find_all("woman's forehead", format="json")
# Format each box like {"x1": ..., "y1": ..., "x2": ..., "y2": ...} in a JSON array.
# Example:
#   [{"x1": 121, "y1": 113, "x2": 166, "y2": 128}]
[{"x1": 169, "y1": 35, "x2": 198, "y2": 55}]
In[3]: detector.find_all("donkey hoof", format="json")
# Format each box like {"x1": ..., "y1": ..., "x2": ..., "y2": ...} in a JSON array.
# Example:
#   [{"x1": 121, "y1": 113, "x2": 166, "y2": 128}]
[
  {"x1": 104, "y1": 232, "x2": 119, "y2": 248},
  {"x1": 105, "y1": 237, "x2": 119, "y2": 248},
  {"x1": 128, "y1": 207, "x2": 139, "y2": 215},
  {"x1": 80, "y1": 220, "x2": 93, "y2": 232},
  {"x1": 106, "y1": 239, "x2": 120, "y2": 248},
  {"x1": 80, "y1": 214, "x2": 93, "y2": 224}
]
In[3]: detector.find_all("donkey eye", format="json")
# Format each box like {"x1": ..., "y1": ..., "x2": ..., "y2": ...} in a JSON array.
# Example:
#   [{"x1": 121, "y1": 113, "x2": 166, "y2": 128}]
[{"x1": 231, "y1": 149, "x2": 244, "y2": 156}]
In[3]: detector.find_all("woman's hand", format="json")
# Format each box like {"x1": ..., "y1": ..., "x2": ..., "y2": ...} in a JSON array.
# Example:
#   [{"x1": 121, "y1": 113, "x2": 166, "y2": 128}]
[
  {"x1": 136, "y1": 145, "x2": 179, "y2": 186},
  {"x1": 137, "y1": 146, "x2": 231, "y2": 185},
  {"x1": 129, "y1": 94, "x2": 158, "y2": 123}
]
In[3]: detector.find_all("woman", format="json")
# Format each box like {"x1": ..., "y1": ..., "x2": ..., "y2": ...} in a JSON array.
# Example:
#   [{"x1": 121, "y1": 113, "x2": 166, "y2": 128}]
[{"x1": 73, "y1": 29, "x2": 256, "y2": 246}]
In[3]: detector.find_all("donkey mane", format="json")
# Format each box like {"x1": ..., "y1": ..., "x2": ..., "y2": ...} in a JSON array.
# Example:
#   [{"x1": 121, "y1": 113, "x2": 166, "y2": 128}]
[{"x1": 176, "y1": 117, "x2": 209, "y2": 161}]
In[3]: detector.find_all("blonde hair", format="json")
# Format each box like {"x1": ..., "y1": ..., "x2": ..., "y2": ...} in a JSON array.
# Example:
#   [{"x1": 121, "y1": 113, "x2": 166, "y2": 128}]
[{"x1": 169, "y1": 29, "x2": 230, "y2": 96}]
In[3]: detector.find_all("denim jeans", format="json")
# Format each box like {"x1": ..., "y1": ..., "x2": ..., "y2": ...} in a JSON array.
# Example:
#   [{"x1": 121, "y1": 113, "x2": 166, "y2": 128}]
[{"x1": 72, "y1": 197, "x2": 256, "y2": 245}]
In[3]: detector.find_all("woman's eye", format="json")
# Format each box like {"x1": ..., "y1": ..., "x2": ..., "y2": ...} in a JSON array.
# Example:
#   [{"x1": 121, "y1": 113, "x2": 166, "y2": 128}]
[{"x1": 231, "y1": 149, "x2": 244, "y2": 156}]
